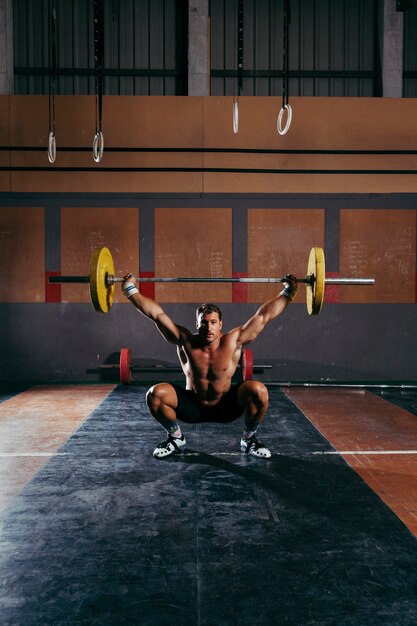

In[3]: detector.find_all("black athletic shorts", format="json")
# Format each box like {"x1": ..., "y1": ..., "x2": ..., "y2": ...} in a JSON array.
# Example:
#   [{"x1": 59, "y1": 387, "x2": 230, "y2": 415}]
[{"x1": 171, "y1": 383, "x2": 244, "y2": 424}]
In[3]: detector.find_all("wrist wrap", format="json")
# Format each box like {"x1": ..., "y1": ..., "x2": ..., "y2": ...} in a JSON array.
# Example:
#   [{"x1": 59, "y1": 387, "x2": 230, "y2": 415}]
[
  {"x1": 123, "y1": 282, "x2": 139, "y2": 298},
  {"x1": 280, "y1": 286, "x2": 295, "y2": 300}
]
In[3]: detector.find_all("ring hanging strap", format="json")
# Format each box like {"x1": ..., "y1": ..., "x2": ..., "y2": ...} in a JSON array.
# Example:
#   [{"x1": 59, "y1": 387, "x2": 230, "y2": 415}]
[
  {"x1": 48, "y1": 0, "x2": 57, "y2": 163},
  {"x1": 233, "y1": 0, "x2": 244, "y2": 134},
  {"x1": 93, "y1": 0, "x2": 104, "y2": 162},
  {"x1": 282, "y1": 0, "x2": 290, "y2": 110},
  {"x1": 237, "y1": 0, "x2": 244, "y2": 98},
  {"x1": 277, "y1": 0, "x2": 292, "y2": 135}
]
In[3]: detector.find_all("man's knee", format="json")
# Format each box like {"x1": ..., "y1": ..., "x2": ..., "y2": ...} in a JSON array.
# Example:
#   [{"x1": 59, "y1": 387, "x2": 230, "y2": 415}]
[
  {"x1": 146, "y1": 383, "x2": 177, "y2": 412},
  {"x1": 238, "y1": 380, "x2": 269, "y2": 408}
]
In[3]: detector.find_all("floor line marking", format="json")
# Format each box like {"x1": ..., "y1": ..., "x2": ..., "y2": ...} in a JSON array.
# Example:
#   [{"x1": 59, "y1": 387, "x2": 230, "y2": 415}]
[
  {"x1": 2, "y1": 450, "x2": 416, "y2": 459},
  {"x1": 312, "y1": 450, "x2": 417, "y2": 455},
  {"x1": 0, "y1": 452, "x2": 69, "y2": 457},
  {"x1": 183, "y1": 450, "x2": 417, "y2": 457}
]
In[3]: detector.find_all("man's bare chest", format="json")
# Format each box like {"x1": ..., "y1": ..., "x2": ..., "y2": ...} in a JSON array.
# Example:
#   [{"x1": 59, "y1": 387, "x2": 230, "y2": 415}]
[{"x1": 182, "y1": 344, "x2": 239, "y2": 377}]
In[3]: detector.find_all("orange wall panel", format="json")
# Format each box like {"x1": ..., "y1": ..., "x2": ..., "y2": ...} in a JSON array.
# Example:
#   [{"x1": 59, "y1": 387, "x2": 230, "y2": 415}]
[
  {"x1": 5, "y1": 96, "x2": 417, "y2": 194},
  {"x1": 9, "y1": 95, "x2": 203, "y2": 150},
  {"x1": 0, "y1": 207, "x2": 45, "y2": 302},
  {"x1": 8, "y1": 96, "x2": 205, "y2": 193},
  {"x1": 9, "y1": 95, "x2": 117, "y2": 149},
  {"x1": 11, "y1": 171, "x2": 204, "y2": 194},
  {"x1": 340, "y1": 209, "x2": 416, "y2": 303},
  {"x1": 0, "y1": 96, "x2": 11, "y2": 192},
  {"x1": 202, "y1": 97, "x2": 417, "y2": 193},
  {"x1": 102, "y1": 96, "x2": 203, "y2": 148},
  {"x1": 60, "y1": 207, "x2": 139, "y2": 304},
  {"x1": 204, "y1": 97, "x2": 417, "y2": 152},
  {"x1": 297, "y1": 97, "x2": 417, "y2": 151},
  {"x1": 0, "y1": 96, "x2": 10, "y2": 142},
  {"x1": 247, "y1": 209, "x2": 325, "y2": 303},
  {"x1": 154, "y1": 208, "x2": 233, "y2": 303},
  {"x1": 203, "y1": 172, "x2": 417, "y2": 194},
  {"x1": 203, "y1": 97, "x2": 280, "y2": 150},
  {"x1": 0, "y1": 173, "x2": 10, "y2": 192}
]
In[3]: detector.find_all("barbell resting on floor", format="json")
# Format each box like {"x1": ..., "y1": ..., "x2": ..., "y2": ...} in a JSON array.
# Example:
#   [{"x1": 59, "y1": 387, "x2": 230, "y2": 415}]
[
  {"x1": 48, "y1": 246, "x2": 375, "y2": 315},
  {"x1": 100, "y1": 346, "x2": 265, "y2": 385}
]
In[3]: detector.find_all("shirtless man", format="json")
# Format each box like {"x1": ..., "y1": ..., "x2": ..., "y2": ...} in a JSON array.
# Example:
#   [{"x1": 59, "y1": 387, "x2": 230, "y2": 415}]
[{"x1": 121, "y1": 274, "x2": 298, "y2": 459}]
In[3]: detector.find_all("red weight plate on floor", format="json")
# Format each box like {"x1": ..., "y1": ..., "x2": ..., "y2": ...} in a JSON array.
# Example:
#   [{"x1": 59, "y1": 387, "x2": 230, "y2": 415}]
[
  {"x1": 119, "y1": 347, "x2": 132, "y2": 385},
  {"x1": 242, "y1": 348, "x2": 253, "y2": 381}
]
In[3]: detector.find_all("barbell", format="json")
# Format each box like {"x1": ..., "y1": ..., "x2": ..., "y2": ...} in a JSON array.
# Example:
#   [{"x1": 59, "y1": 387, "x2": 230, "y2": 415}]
[
  {"x1": 48, "y1": 246, "x2": 375, "y2": 315},
  {"x1": 100, "y1": 346, "x2": 266, "y2": 385}
]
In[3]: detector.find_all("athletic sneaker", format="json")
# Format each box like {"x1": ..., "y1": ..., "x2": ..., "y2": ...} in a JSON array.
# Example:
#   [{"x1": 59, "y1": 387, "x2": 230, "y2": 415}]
[
  {"x1": 153, "y1": 434, "x2": 186, "y2": 459},
  {"x1": 240, "y1": 435, "x2": 271, "y2": 459}
]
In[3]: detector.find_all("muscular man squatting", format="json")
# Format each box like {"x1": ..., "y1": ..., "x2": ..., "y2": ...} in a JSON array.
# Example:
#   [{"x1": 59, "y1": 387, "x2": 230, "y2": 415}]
[{"x1": 121, "y1": 274, "x2": 298, "y2": 459}]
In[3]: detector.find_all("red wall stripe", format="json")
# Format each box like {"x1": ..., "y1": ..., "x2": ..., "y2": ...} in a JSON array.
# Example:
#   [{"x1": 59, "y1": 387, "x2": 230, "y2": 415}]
[
  {"x1": 232, "y1": 272, "x2": 248, "y2": 303},
  {"x1": 139, "y1": 271, "x2": 155, "y2": 300},
  {"x1": 324, "y1": 272, "x2": 340, "y2": 304},
  {"x1": 45, "y1": 271, "x2": 61, "y2": 303}
]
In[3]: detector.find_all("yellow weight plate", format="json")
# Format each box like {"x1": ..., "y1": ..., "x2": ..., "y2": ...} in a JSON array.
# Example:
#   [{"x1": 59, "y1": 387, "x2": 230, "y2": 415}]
[
  {"x1": 306, "y1": 247, "x2": 325, "y2": 315},
  {"x1": 89, "y1": 246, "x2": 115, "y2": 313}
]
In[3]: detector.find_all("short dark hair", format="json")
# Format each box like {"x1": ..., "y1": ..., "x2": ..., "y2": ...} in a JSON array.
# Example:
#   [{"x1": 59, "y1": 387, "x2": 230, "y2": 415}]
[{"x1": 196, "y1": 303, "x2": 222, "y2": 321}]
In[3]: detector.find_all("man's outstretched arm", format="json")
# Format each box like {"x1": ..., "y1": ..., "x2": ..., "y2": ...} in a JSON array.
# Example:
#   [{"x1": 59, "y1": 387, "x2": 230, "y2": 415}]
[
  {"x1": 234, "y1": 275, "x2": 298, "y2": 346},
  {"x1": 121, "y1": 274, "x2": 183, "y2": 345}
]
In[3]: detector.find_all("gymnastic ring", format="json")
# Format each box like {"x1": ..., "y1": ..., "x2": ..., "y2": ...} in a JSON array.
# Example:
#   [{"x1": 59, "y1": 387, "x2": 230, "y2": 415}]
[
  {"x1": 233, "y1": 100, "x2": 239, "y2": 134},
  {"x1": 277, "y1": 104, "x2": 292, "y2": 136},
  {"x1": 48, "y1": 131, "x2": 56, "y2": 163},
  {"x1": 93, "y1": 131, "x2": 104, "y2": 163}
]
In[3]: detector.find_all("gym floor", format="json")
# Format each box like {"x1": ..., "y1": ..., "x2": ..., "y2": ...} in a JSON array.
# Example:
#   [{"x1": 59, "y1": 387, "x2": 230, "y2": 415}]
[{"x1": 0, "y1": 383, "x2": 417, "y2": 625}]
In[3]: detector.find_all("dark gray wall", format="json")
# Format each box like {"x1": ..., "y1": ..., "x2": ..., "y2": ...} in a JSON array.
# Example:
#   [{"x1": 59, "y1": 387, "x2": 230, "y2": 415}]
[{"x1": 1, "y1": 302, "x2": 416, "y2": 384}]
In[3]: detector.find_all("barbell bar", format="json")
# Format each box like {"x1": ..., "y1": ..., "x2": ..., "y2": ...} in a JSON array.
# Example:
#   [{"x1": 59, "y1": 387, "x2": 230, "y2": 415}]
[{"x1": 48, "y1": 246, "x2": 375, "y2": 315}]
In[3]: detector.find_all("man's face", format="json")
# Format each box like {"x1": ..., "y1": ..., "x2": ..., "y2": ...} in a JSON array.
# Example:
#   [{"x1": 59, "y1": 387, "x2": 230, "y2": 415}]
[{"x1": 197, "y1": 312, "x2": 222, "y2": 344}]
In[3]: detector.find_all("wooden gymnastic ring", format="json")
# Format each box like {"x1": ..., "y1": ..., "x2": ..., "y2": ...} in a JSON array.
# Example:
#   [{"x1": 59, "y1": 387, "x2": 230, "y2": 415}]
[
  {"x1": 233, "y1": 100, "x2": 239, "y2": 134},
  {"x1": 93, "y1": 131, "x2": 104, "y2": 163},
  {"x1": 277, "y1": 104, "x2": 292, "y2": 135},
  {"x1": 48, "y1": 131, "x2": 56, "y2": 163}
]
